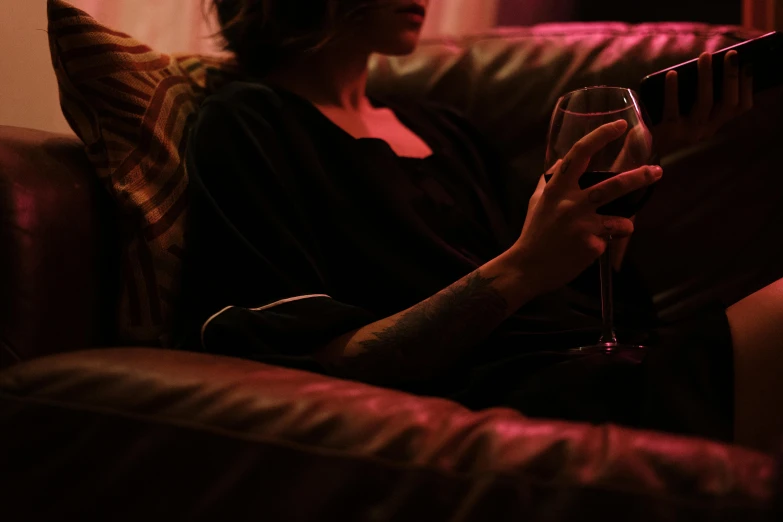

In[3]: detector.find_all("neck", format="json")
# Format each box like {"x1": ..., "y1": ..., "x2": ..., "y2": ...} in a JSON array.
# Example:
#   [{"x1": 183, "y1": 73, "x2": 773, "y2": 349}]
[{"x1": 265, "y1": 43, "x2": 373, "y2": 112}]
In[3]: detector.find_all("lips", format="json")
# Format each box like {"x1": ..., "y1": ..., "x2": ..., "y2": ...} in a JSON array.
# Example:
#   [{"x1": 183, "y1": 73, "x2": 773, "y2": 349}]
[{"x1": 396, "y1": 3, "x2": 426, "y2": 17}]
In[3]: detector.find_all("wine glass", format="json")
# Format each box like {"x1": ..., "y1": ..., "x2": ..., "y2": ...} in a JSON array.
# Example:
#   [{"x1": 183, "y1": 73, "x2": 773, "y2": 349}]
[{"x1": 545, "y1": 86, "x2": 655, "y2": 354}]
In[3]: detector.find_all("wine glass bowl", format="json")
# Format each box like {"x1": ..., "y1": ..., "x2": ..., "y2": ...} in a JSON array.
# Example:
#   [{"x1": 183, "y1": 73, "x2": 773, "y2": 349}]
[{"x1": 545, "y1": 86, "x2": 655, "y2": 354}]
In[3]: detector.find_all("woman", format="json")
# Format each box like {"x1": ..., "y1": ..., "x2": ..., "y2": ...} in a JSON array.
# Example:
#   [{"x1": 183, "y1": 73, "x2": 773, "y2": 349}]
[{"x1": 177, "y1": 0, "x2": 783, "y2": 451}]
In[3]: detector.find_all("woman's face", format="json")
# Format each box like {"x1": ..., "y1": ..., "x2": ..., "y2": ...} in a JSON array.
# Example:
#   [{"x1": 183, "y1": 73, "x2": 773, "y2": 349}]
[{"x1": 353, "y1": 1, "x2": 429, "y2": 56}]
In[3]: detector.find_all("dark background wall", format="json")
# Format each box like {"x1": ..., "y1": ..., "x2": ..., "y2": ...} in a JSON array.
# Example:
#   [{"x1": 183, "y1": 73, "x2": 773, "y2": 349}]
[{"x1": 498, "y1": 0, "x2": 742, "y2": 26}]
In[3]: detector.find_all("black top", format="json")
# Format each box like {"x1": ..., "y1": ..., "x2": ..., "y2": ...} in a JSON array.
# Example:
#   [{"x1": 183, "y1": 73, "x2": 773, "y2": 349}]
[
  {"x1": 175, "y1": 81, "x2": 734, "y2": 441},
  {"x1": 176, "y1": 81, "x2": 613, "y2": 352}
]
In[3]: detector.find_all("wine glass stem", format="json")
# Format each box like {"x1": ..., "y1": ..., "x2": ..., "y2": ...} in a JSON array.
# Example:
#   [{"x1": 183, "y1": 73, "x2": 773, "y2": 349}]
[{"x1": 599, "y1": 242, "x2": 618, "y2": 346}]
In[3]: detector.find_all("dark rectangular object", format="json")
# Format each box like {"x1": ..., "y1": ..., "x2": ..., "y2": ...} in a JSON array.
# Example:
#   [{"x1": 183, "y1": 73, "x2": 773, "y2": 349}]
[{"x1": 639, "y1": 31, "x2": 783, "y2": 126}]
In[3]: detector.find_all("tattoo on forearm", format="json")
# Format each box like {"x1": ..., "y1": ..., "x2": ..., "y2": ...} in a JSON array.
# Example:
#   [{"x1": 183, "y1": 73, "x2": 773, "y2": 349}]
[{"x1": 335, "y1": 271, "x2": 509, "y2": 384}]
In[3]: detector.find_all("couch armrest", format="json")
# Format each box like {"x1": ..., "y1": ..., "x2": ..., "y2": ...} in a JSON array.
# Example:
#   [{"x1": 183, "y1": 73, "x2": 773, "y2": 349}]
[
  {"x1": 0, "y1": 348, "x2": 776, "y2": 521},
  {"x1": 0, "y1": 126, "x2": 120, "y2": 367}
]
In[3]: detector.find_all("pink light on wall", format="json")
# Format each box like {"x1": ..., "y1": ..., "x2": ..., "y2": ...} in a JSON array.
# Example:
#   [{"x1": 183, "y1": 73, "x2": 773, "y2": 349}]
[
  {"x1": 69, "y1": 0, "x2": 219, "y2": 53},
  {"x1": 498, "y1": 0, "x2": 577, "y2": 25}
]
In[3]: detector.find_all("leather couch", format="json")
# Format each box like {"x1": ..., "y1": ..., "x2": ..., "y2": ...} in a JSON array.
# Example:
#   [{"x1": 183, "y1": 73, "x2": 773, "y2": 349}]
[{"x1": 2, "y1": 23, "x2": 782, "y2": 521}]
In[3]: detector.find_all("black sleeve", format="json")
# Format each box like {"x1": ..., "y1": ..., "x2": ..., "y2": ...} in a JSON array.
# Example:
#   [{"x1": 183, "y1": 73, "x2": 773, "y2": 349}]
[{"x1": 173, "y1": 84, "x2": 375, "y2": 362}]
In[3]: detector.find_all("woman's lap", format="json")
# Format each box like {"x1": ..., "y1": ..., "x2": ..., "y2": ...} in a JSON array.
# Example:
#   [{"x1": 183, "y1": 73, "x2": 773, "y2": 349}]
[{"x1": 446, "y1": 268, "x2": 735, "y2": 442}]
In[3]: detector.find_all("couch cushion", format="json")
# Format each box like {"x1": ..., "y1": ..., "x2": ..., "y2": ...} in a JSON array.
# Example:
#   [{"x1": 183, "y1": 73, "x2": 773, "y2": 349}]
[
  {"x1": 47, "y1": 0, "x2": 229, "y2": 344},
  {"x1": 0, "y1": 348, "x2": 777, "y2": 520}
]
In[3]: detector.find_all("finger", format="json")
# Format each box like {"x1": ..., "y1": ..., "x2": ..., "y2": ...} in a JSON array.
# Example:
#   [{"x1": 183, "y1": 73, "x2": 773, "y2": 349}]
[
  {"x1": 596, "y1": 217, "x2": 635, "y2": 239},
  {"x1": 535, "y1": 173, "x2": 547, "y2": 194},
  {"x1": 528, "y1": 174, "x2": 547, "y2": 209},
  {"x1": 692, "y1": 52, "x2": 714, "y2": 126},
  {"x1": 721, "y1": 50, "x2": 740, "y2": 118},
  {"x1": 547, "y1": 159, "x2": 563, "y2": 174},
  {"x1": 544, "y1": 159, "x2": 563, "y2": 180},
  {"x1": 585, "y1": 165, "x2": 663, "y2": 209},
  {"x1": 663, "y1": 70, "x2": 680, "y2": 124},
  {"x1": 740, "y1": 64, "x2": 754, "y2": 113},
  {"x1": 548, "y1": 120, "x2": 628, "y2": 192}
]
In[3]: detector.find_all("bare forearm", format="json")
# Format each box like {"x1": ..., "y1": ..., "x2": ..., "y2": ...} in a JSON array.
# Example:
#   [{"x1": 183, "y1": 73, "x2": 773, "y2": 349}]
[{"x1": 317, "y1": 250, "x2": 538, "y2": 385}]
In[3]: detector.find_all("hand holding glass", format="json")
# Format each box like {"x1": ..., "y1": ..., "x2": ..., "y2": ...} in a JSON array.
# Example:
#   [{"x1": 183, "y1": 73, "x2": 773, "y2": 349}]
[{"x1": 545, "y1": 87, "x2": 656, "y2": 354}]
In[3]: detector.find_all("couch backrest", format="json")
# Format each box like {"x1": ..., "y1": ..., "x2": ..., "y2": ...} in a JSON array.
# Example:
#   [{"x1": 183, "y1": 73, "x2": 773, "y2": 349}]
[
  {"x1": 0, "y1": 23, "x2": 767, "y2": 367},
  {"x1": 0, "y1": 126, "x2": 119, "y2": 367},
  {"x1": 369, "y1": 22, "x2": 760, "y2": 204}
]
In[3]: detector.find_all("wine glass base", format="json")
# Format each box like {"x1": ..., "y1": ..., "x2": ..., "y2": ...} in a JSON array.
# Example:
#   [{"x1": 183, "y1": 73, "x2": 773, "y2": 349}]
[{"x1": 569, "y1": 343, "x2": 646, "y2": 355}]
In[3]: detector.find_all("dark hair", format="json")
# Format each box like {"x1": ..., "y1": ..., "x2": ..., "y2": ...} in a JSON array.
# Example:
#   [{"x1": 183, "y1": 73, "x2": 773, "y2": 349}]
[{"x1": 205, "y1": 0, "x2": 380, "y2": 75}]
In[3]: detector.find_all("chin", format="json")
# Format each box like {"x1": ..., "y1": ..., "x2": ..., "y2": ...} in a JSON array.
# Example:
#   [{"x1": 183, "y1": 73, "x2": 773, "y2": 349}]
[{"x1": 373, "y1": 34, "x2": 422, "y2": 56}]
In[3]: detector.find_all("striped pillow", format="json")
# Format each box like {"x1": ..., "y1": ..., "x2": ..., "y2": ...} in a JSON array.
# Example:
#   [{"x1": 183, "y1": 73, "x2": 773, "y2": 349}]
[{"x1": 47, "y1": 0, "x2": 231, "y2": 344}]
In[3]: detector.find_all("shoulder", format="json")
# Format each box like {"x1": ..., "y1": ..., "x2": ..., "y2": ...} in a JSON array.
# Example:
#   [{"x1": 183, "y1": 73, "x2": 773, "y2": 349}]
[
  {"x1": 380, "y1": 94, "x2": 468, "y2": 124},
  {"x1": 383, "y1": 95, "x2": 486, "y2": 141},
  {"x1": 203, "y1": 80, "x2": 285, "y2": 113},
  {"x1": 384, "y1": 96, "x2": 509, "y2": 173},
  {"x1": 420, "y1": 100, "x2": 472, "y2": 126},
  {"x1": 186, "y1": 82, "x2": 294, "y2": 193},
  {"x1": 381, "y1": 96, "x2": 498, "y2": 159},
  {"x1": 420, "y1": 101, "x2": 488, "y2": 143},
  {"x1": 193, "y1": 81, "x2": 286, "y2": 133},
  {"x1": 188, "y1": 81, "x2": 293, "y2": 157}
]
